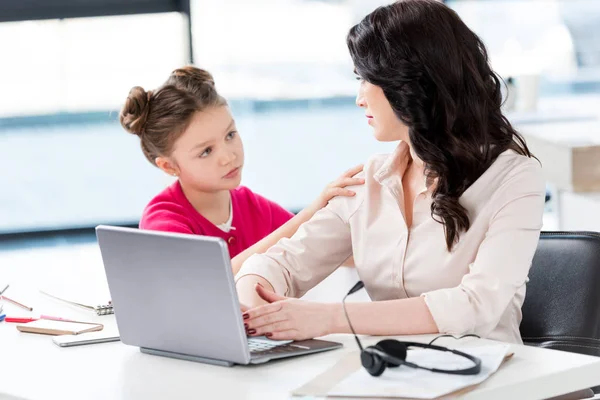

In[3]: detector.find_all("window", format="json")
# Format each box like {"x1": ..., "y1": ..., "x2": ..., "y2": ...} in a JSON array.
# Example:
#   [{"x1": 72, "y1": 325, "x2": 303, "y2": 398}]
[
  {"x1": 0, "y1": 13, "x2": 189, "y2": 234},
  {"x1": 5, "y1": 0, "x2": 594, "y2": 234},
  {"x1": 447, "y1": 0, "x2": 600, "y2": 97}
]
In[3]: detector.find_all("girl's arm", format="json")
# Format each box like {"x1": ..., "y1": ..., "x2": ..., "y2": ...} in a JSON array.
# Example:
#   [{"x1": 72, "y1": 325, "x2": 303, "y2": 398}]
[{"x1": 231, "y1": 165, "x2": 363, "y2": 275}]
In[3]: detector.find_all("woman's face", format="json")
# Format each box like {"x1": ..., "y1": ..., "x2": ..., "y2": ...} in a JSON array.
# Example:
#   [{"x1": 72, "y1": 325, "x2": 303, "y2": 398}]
[{"x1": 356, "y1": 78, "x2": 409, "y2": 143}]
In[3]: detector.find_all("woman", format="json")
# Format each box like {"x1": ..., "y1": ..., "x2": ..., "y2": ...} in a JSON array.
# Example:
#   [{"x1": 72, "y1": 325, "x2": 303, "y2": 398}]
[{"x1": 236, "y1": 0, "x2": 545, "y2": 344}]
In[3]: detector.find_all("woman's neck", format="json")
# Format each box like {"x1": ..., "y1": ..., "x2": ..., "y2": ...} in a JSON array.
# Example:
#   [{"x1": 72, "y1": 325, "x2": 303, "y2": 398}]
[
  {"x1": 405, "y1": 143, "x2": 429, "y2": 192},
  {"x1": 179, "y1": 181, "x2": 231, "y2": 225},
  {"x1": 408, "y1": 145, "x2": 425, "y2": 170}
]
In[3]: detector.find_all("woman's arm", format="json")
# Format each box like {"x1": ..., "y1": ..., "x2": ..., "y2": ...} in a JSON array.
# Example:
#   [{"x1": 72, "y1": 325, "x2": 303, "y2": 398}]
[
  {"x1": 330, "y1": 297, "x2": 438, "y2": 336},
  {"x1": 231, "y1": 165, "x2": 363, "y2": 275},
  {"x1": 241, "y1": 284, "x2": 438, "y2": 340}
]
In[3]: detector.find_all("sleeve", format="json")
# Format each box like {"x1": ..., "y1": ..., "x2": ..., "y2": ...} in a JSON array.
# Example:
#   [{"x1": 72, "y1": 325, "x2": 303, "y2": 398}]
[
  {"x1": 422, "y1": 160, "x2": 546, "y2": 337},
  {"x1": 235, "y1": 195, "x2": 362, "y2": 298},
  {"x1": 139, "y1": 206, "x2": 195, "y2": 235}
]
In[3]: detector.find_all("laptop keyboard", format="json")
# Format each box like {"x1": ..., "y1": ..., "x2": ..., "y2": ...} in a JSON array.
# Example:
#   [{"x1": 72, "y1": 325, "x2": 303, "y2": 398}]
[{"x1": 248, "y1": 336, "x2": 296, "y2": 356}]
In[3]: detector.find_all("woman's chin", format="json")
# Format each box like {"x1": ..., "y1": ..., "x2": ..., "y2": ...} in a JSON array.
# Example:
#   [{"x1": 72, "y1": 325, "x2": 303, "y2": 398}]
[
  {"x1": 373, "y1": 131, "x2": 394, "y2": 142},
  {"x1": 373, "y1": 128, "x2": 406, "y2": 143}
]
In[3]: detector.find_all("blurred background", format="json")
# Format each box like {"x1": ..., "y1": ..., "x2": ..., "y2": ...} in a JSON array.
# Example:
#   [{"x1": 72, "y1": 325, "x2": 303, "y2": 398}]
[{"x1": 1, "y1": 0, "x2": 600, "y2": 245}]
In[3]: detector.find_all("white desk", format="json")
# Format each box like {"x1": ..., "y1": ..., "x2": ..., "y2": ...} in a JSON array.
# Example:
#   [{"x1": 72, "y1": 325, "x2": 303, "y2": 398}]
[{"x1": 2, "y1": 244, "x2": 600, "y2": 400}]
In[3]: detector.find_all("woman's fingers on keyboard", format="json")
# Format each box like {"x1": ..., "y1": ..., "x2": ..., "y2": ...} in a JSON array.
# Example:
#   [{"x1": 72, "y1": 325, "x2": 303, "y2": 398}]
[
  {"x1": 263, "y1": 330, "x2": 298, "y2": 341},
  {"x1": 246, "y1": 312, "x2": 288, "y2": 333}
]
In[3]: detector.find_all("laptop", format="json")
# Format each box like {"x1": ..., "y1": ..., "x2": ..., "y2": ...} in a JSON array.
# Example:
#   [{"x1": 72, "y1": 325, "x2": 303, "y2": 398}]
[{"x1": 95, "y1": 225, "x2": 342, "y2": 366}]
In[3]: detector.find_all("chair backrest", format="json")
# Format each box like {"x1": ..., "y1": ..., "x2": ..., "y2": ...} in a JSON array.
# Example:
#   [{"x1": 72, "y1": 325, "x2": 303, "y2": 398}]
[{"x1": 520, "y1": 231, "x2": 600, "y2": 357}]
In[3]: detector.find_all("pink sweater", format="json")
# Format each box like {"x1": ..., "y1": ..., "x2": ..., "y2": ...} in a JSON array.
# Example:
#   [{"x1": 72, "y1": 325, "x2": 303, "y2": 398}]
[{"x1": 140, "y1": 181, "x2": 294, "y2": 258}]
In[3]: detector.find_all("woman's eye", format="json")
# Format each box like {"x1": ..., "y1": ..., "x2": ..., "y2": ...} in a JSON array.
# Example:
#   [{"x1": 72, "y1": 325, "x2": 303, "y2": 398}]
[
  {"x1": 226, "y1": 131, "x2": 236, "y2": 140},
  {"x1": 200, "y1": 147, "x2": 212, "y2": 158}
]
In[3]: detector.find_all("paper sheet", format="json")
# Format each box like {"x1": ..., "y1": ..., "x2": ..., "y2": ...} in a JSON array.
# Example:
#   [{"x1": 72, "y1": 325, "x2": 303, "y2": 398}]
[{"x1": 328, "y1": 344, "x2": 510, "y2": 399}]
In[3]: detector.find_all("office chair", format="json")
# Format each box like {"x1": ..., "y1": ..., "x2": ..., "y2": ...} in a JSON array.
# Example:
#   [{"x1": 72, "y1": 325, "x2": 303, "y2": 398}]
[{"x1": 521, "y1": 231, "x2": 600, "y2": 395}]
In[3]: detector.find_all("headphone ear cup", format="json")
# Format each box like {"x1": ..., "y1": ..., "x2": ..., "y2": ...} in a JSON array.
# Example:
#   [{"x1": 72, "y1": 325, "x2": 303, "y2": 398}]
[
  {"x1": 375, "y1": 340, "x2": 408, "y2": 368},
  {"x1": 361, "y1": 347, "x2": 388, "y2": 377}
]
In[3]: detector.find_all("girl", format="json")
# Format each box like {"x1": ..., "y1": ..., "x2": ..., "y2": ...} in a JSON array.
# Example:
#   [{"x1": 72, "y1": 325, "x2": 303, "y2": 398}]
[
  {"x1": 120, "y1": 67, "x2": 362, "y2": 274},
  {"x1": 238, "y1": 0, "x2": 546, "y2": 344}
]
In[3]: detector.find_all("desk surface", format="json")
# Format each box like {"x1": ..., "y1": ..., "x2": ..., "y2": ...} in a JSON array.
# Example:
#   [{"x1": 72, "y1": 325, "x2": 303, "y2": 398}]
[{"x1": 2, "y1": 245, "x2": 600, "y2": 400}]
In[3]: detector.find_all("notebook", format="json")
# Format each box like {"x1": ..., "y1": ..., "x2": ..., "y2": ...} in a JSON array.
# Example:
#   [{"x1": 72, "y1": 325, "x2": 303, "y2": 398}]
[
  {"x1": 17, "y1": 320, "x2": 104, "y2": 336},
  {"x1": 39, "y1": 290, "x2": 114, "y2": 316}
]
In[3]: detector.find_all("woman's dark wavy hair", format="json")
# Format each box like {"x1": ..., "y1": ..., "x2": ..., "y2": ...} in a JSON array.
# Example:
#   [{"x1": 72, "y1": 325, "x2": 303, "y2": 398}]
[{"x1": 347, "y1": 0, "x2": 535, "y2": 251}]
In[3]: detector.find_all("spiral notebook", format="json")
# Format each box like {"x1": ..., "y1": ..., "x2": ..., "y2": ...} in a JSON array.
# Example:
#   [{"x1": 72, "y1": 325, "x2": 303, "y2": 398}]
[{"x1": 39, "y1": 290, "x2": 114, "y2": 316}]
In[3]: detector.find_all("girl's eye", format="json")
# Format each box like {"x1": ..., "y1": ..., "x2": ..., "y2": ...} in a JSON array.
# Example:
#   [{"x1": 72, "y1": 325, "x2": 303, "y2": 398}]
[
  {"x1": 200, "y1": 147, "x2": 212, "y2": 158},
  {"x1": 226, "y1": 131, "x2": 236, "y2": 140}
]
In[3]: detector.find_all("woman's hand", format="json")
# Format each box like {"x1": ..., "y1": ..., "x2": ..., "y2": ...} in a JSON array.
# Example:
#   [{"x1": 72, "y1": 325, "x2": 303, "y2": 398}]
[
  {"x1": 304, "y1": 164, "x2": 364, "y2": 216},
  {"x1": 243, "y1": 284, "x2": 336, "y2": 341}
]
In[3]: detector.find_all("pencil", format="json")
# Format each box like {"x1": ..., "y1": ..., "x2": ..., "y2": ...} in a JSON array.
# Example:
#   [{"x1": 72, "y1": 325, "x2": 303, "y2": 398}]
[
  {"x1": 1, "y1": 295, "x2": 33, "y2": 311},
  {"x1": 0, "y1": 284, "x2": 8, "y2": 295}
]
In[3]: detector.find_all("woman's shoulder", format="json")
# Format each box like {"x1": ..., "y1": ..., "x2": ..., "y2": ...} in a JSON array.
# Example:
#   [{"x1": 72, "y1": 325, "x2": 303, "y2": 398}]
[
  {"x1": 464, "y1": 150, "x2": 545, "y2": 208},
  {"x1": 326, "y1": 153, "x2": 394, "y2": 219},
  {"x1": 491, "y1": 150, "x2": 544, "y2": 188}
]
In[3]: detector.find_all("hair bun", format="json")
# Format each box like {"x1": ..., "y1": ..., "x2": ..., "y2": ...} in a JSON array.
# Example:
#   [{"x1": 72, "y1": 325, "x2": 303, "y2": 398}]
[
  {"x1": 120, "y1": 86, "x2": 151, "y2": 136},
  {"x1": 169, "y1": 66, "x2": 216, "y2": 90}
]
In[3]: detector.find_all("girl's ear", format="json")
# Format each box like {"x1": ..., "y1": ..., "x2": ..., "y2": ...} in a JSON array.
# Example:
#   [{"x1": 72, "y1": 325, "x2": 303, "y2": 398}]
[{"x1": 155, "y1": 156, "x2": 180, "y2": 177}]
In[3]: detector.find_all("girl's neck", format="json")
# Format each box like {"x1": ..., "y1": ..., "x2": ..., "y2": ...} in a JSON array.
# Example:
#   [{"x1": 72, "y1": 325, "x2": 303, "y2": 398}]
[{"x1": 179, "y1": 181, "x2": 231, "y2": 225}]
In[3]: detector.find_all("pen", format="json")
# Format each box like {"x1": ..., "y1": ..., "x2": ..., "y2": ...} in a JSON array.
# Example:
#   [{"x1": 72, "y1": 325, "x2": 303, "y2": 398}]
[
  {"x1": 4, "y1": 315, "x2": 73, "y2": 323},
  {"x1": 4, "y1": 317, "x2": 37, "y2": 323},
  {"x1": 0, "y1": 284, "x2": 8, "y2": 296},
  {"x1": 1, "y1": 295, "x2": 33, "y2": 311}
]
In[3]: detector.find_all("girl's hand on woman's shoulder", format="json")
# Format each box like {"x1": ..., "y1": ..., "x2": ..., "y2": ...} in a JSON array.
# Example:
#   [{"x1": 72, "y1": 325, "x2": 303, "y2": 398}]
[{"x1": 306, "y1": 164, "x2": 365, "y2": 215}]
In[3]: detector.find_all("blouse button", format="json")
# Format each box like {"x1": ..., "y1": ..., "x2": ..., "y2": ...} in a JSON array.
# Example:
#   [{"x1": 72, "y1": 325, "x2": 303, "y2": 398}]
[{"x1": 228, "y1": 236, "x2": 237, "y2": 245}]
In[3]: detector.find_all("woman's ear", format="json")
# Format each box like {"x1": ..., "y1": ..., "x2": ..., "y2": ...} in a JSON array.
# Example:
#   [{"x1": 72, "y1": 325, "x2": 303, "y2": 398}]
[{"x1": 155, "y1": 156, "x2": 180, "y2": 177}]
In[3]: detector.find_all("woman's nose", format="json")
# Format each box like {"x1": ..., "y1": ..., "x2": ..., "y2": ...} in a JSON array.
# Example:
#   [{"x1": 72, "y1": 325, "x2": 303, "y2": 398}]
[{"x1": 356, "y1": 91, "x2": 366, "y2": 108}]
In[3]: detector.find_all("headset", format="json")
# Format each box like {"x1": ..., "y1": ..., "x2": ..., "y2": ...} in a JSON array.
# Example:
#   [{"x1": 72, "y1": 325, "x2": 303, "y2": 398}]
[{"x1": 342, "y1": 281, "x2": 482, "y2": 377}]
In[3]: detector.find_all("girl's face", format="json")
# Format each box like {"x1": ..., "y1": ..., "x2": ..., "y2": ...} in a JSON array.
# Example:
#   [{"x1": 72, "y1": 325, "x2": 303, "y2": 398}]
[{"x1": 158, "y1": 106, "x2": 244, "y2": 193}]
